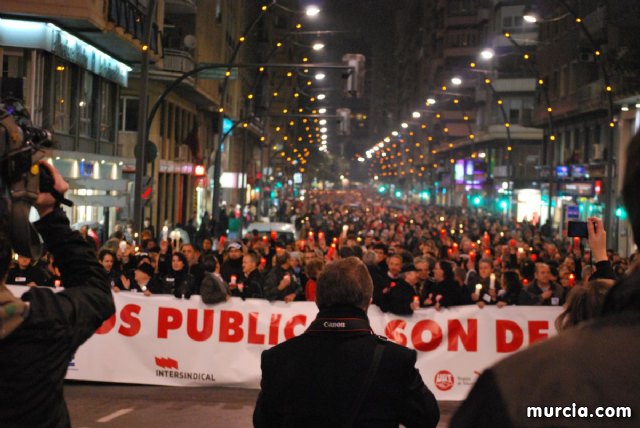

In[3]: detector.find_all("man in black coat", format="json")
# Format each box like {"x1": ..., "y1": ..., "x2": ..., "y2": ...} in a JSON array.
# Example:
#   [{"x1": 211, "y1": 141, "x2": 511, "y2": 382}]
[
  {"x1": 387, "y1": 263, "x2": 421, "y2": 315},
  {"x1": 239, "y1": 251, "x2": 264, "y2": 299},
  {"x1": 0, "y1": 162, "x2": 115, "y2": 427},
  {"x1": 254, "y1": 256, "x2": 439, "y2": 427}
]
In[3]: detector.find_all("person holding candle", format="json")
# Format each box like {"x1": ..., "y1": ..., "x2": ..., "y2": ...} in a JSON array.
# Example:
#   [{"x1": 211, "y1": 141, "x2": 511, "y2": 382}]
[
  {"x1": 422, "y1": 260, "x2": 465, "y2": 310},
  {"x1": 495, "y1": 271, "x2": 536, "y2": 307},
  {"x1": 467, "y1": 258, "x2": 497, "y2": 307},
  {"x1": 263, "y1": 252, "x2": 302, "y2": 302},
  {"x1": 221, "y1": 241, "x2": 245, "y2": 287},
  {"x1": 387, "y1": 263, "x2": 421, "y2": 315}
]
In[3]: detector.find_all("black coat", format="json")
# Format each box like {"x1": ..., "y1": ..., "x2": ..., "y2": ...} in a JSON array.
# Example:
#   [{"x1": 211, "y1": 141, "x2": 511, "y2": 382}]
[
  {"x1": 6, "y1": 265, "x2": 48, "y2": 286},
  {"x1": 221, "y1": 257, "x2": 244, "y2": 284},
  {"x1": 253, "y1": 306, "x2": 440, "y2": 428},
  {"x1": 0, "y1": 208, "x2": 115, "y2": 427},
  {"x1": 165, "y1": 270, "x2": 195, "y2": 299},
  {"x1": 368, "y1": 264, "x2": 390, "y2": 311},
  {"x1": 387, "y1": 279, "x2": 419, "y2": 315},
  {"x1": 239, "y1": 269, "x2": 264, "y2": 299}
]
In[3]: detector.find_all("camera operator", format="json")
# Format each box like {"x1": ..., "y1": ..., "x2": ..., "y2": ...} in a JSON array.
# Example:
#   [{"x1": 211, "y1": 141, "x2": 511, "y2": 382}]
[{"x1": 0, "y1": 162, "x2": 115, "y2": 427}]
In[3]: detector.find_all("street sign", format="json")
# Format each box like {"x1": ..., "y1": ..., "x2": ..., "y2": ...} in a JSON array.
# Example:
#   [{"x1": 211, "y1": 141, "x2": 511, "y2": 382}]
[
  {"x1": 566, "y1": 205, "x2": 580, "y2": 220},
  {"x1": 196, "y1": 65, "x2": 238, "y2": 80}
]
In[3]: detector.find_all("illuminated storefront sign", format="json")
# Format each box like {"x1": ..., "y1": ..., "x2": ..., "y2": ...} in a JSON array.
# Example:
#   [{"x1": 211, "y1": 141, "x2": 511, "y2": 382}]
[{"x1": 0, "y1": 18, "x2": 131, "y2": 86}]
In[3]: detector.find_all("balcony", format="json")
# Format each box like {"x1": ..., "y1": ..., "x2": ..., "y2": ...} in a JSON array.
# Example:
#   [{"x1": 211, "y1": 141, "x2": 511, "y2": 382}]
[
  {"x1": 444, "y1": 7, "x2": 489, "y2": 28},
  {"x1": 576, "y1": 81, "x2": 608, "y2": 112},
  {"x1": 162, "y1": 48, "x2": 195, "y2": 74},
  {"x1": 0, "y1": 0, "x2": 159, "y2": 63}
]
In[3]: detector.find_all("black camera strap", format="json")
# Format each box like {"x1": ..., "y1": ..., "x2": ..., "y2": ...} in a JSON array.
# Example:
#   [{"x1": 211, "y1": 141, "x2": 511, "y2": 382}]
[{"x1": 345, "y1": 342, "x2": 384, "y2": 428}]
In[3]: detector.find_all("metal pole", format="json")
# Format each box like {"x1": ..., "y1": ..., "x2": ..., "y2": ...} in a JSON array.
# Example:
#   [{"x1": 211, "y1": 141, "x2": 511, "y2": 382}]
[{"x1": 133, "y1": 0, "x2": 157, "y2": 235}]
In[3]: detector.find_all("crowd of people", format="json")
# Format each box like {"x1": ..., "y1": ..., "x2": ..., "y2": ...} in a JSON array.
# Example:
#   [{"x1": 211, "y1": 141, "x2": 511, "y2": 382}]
[{"x1": 7, "y1": 191, "x2": 633, "y2": 322}]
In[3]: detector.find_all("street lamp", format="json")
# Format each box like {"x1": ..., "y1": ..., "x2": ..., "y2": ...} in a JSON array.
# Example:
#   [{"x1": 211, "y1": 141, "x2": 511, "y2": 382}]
[
  {"x1": 312, "y1": 42, "x2": 325, "y2": 51},
  {"x1": 305, "y1": 5, "x2": 320, "y2": 17},
  {"x1": 480, "y1": 48, "x2": 495, "y2": 60}
]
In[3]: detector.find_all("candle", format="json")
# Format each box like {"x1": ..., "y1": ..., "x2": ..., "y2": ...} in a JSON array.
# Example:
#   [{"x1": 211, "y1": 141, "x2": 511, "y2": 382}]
[
  {"x1": 569, "y1": 273, "x2": 575, "y2": 287},
  {"x1": 490, "y1": 273, "x2": 496, "y2": 289},
  {"x1": 270, "y1": 231, "x2": 278, "y2": 241},
  {"x1": 469, "y1": 251, "x2": 476, "y2": 263},
  {"x1": 219, "y1": 235, "x2": 226, "y2": 247},
  {"x1": 54, "y1": 279, "x2": 61, "y2": 288},
  {"x1": 523, "y1": 278, "x2": 529, "y2": 286},
  {"x1": 230, "y1": 275, "x2": 237, "y2": 285},
  {"x1": 509, "y1": 239, "x2": 517, "y2": 247},
  {"x1": 475, "y1": 283, "x2": 483, "y2": 293},
  {"x1": 318, "y1": 231, "x2": 325, "y2": 241},
  {"x1": 327, "y1": 243, "x2": 336, "y2": 259},
  {"x1": 413, "y1": 295, "x2": 420, "y2": 303}
]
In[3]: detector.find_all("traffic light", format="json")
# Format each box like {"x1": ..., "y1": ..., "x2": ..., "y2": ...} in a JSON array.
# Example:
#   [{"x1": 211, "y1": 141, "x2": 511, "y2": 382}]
[
  {"x1": 616, "y1": 206, "x2": 628, "y2": 220},
  {"x1": 471, "y1": 195, "x2": 483, "y2": 206},
  {"x1": 378, "y1": 185, "x2": 387, "y2": 194},
  {"x1": 342, "y1": 53, "x2": 365, "y2": 98},
  {"x1": 498, "y1": 198, "x2": 509, "y2": 211},
  {"x1": 419, "y1": 190, "x2": 430, "y2": 200},
  {"x1": 394, "y1": 190, "x2": 402, "y2": 199}
]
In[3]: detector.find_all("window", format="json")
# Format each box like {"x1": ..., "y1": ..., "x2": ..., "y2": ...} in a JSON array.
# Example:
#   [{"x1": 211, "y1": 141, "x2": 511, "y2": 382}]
[
  {"x1": 509, "y1": 108, "x2": 520, "y2": 123},
  {"x1": 1, "y1": 49, "x2": 24, "y2": 78},
  {"x1": 53, "y1": 60, "x2": 71, "y2": 134},
  {"x1": 119, "y1": 97, "x2": 139, "y2": 131},
  {"x1": 79, "y1": 71, "x2": 94, "y2": 137},
  {"x1": 99, "y1": 80, "x2": 115, "y2": 141}
]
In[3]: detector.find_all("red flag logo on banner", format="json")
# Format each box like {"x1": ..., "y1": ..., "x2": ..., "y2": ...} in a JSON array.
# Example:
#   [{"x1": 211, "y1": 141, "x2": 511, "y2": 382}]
[{"x1": 155, "y1": 357, "x2": 179, "y2": 370}]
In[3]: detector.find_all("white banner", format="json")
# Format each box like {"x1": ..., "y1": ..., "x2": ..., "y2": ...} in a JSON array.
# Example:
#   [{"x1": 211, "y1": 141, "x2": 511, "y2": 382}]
[{"x1": 9, "y1": 286, "x2": 561, "y2": 400}]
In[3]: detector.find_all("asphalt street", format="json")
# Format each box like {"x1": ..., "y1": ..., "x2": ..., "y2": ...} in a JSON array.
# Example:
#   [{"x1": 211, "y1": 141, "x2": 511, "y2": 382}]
[{"x1": 65, "y1": 382, "x2": 458, "y2": 427}]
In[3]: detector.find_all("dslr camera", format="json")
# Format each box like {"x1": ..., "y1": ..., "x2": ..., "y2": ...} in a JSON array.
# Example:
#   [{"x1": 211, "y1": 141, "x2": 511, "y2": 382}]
[{"x1": 0, "y1": 77, "x2": 57, "y2": 260}]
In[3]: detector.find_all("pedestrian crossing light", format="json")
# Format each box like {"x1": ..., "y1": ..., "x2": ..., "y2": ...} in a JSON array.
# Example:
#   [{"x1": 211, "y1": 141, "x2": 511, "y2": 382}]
[
  {"x1": 378, "y1": 185, "x2": 387, "y2": 193},
  {"x1": 472, "y1": 195, "x2": 482, "y2": 206},
  {"x1": 394, "y1": 190, "x2": 402, "y2": 199},
  {"x1": 420, "y1": 191, "x2": 430, "y2": 200}
]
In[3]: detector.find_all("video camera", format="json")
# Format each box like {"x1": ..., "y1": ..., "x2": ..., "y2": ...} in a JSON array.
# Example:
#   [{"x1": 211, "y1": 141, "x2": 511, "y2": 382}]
[{"x1": 0, "y1": 77, "x2": 59, "y2": 261}]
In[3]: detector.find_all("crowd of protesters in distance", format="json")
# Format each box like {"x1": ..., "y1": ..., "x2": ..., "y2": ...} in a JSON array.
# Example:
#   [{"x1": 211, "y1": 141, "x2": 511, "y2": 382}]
[{"x1": 5, "y1": 191, "x2": 634, "y2": 318}]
